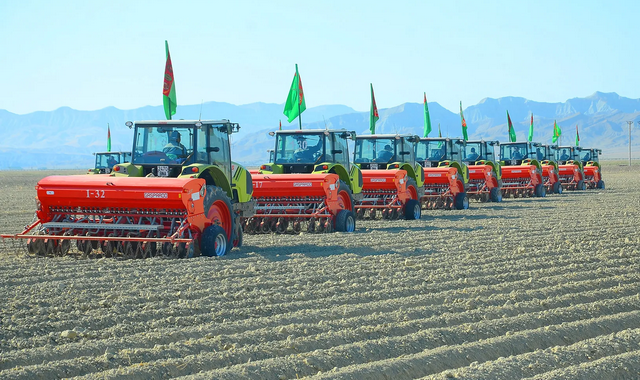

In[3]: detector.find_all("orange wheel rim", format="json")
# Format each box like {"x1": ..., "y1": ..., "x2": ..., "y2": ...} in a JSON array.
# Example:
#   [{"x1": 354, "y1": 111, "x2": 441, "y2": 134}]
[
  {"x1": 338, "y1": 190, "x2": 352, "y2": 211},
  {"x1": 206, "y1": 200, "x2": 232, "y2": 240}
]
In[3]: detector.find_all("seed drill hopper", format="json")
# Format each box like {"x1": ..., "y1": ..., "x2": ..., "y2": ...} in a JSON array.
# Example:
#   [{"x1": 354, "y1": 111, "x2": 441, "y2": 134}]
[
  {"x1": 248, "y1": 129, "x2": 358, "y2": 233},
  {"x1": 1, "y1": 120, "x2": 255, "y2": 258},
  {"x1": 578, "y1": 147, "x2": 605, "y2": 189},
  {"x1": 415, "y1": 138, "x2": 470, "y2": 209},
  {"x1": 353, "y1": 134, "x2": 423, "y2": 220},
  {"x1": 539, "y1": 144, "x2": 563, "y2": 194},
  {"x1": 461, "y1": 140, "x2": 503, "y2": 202},
  {"x1": 88, "y1": 151, "x2": 131, "y2": 174},
  {"x1": 555, "y1": 145, "x2": 586, "y2": 191},
  {"x1": 499, "y1": 142, "x2": 546, "y2": 198}
]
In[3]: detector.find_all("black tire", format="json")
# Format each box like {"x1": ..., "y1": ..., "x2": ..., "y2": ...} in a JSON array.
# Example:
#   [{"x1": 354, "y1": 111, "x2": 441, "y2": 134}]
[
  {"x1": 403, "y1": 199, "x2": 421, "y2": 220},
  {"x1": 535, "y1": 184, "x2": 546, "y2": 197},
  {"x1": 597, "y1": 180, "x2": 605, "y2": 189},
  {"x1": 577, "y1": 180, "x2": 585, "y2": 191},
  {"x1": 552, "y1": 181, "x2": 562, "y2": 194},
  {"x1": 334, "y1": 210, "x2": 356, "y2": 233},
  {"x1": 489, "y1": 187, "x2": 502, "y2": 202},
  {"x1": 454, "y1": 192, "x2": 469, "y2": 210},
  {"x1": 336, "y1": 180, "x2": 355, "y2": 211},
  {"x1": 406, "y1": 178, "x2": 418, "y2": 200},
  {"x1": 200, "y1": 225, "x2": 228, "y2": 257},
  {"x1": 203, "y1": 185, "x2": 234, "y2": 255}
]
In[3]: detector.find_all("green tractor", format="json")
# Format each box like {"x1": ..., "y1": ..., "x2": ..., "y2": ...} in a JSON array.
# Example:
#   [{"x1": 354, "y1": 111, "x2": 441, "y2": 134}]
[
  {"x1": 88, "y1": 151, "x2": 131, "y2": 174},
  {"x1": 257, "y1": 129, "x2": 363, "y2": 205},
  {"x1": 111, "y1": 119, "x2": 255, "y2": 255}
]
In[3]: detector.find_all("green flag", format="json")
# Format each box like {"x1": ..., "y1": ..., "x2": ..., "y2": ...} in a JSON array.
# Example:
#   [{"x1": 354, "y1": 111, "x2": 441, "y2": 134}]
[
  {"x1": 528, "y1": 113, "x2": 534, "y2": 142},
  {"x1": 283, "y1": 64, "x2": 306, "y2": 127},
  {"x1": 423, "y1": 92, "x2": 432, "y2": 137},
  {"x1": 575, "y1": 124, "x2": 580, "y2": 146},
  {"x1": 162, "y1": 40, "x2": 177, "y2": 120},
  {"x1": 552, "y1": 120, "x2": 562, "y2": 143},
  {"x1": 507, "y1": 111, "x2": 517, "y2": 142},
  {"x1": 460, "y1": 101, "x2": 468, "y2": 141},
  {"x1": 370, "y1": 83, "x2": 379, "y2": 134},
  {"x1": 107, "y1": 124, "x2": 111, "y2": 152}
]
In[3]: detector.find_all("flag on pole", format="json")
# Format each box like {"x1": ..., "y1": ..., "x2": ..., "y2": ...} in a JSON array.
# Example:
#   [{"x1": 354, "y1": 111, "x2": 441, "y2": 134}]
[
  {"x1": 460, "y1": 101, "x2": 468, "y2": 140},
  {"x1": 162, "y1": 40, "x2": 177, "y2": 120},
  {"x1": 370, "y1": 83, "x2": 379, "y2": 134},
  {"x1": 283, "y1": 64, "x2": 306, "y2": 127},
  {"x1": 107, "y1": 124, "x2": 111, "y2": 152},
  {"x1": 528, "y1": 113, "x2": 534, "y2": 142},
  {"x1": 507, "y1": 111, "x2": 517, "y2": 142},
  {"x1": 552, "y1": 120, "x2": 562, "y2": 143},
  {"x1": 575, "y1": 124, "x2": 580, "y2": 146},
  {"x1": 423, "y1": 92, "x2": 432, "y2": 137}
]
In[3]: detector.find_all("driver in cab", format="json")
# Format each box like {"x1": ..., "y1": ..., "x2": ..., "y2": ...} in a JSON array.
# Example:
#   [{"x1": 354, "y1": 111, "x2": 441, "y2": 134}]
[
  {"x1": 163, "y1": 131, "x2": 187, "y2": 161},
  {"x1": 294, "y1": 138, "x2": 323, "y2": 162}
]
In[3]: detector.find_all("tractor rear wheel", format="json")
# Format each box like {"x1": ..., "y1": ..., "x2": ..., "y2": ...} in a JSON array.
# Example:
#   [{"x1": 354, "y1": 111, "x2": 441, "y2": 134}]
[
  {"x1": 334, "y1": 210, "x2": 356, "y2": 232},
  {"x1": 454, "y1": 192, "x2": 469, "y2": 210},
  {"x1": 203, "y1": 186, "x2": 234, "y2": 255},
  {"x1": 490, "y1": 187, "x2": 502, "y2": 202},
  {"x1": 337, "y1": 180, "x2": 354, "y2": 211},
  {"x1": 403, "y1": 199, "x2": 421, "y2": 220},
  {"x1": 200, "y1": 225, "x2": 228, "y2": 257},
  {"x1": 406, "y1": 179, "x2": 419, "y2": 200},
  {"x1": 597, "y1": 180, "x2": 605, "y2": 189}
]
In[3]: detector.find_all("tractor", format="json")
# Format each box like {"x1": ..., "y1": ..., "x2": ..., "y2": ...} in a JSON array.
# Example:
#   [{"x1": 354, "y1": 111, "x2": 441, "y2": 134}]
[
  {"x1": 353, "y1": 134, "x2": 424, "y2": 220},
  {"x1": 461, "y1": 140, "x2": 503, "y2": 202},
  {"x1": 555, "y1": 145, "x2": 586, "y2": 191},
  {"x1": 1, "y1": 120, "x2": 255, "y2": 258},
  {"x1": 539, "y1": 144, "x2": 563, "y2": 194},
  {"x1": 88, "y1": 151, "x2": 131, "y2": 174},
  {"x1": 249, "y1": 129, "x2": 359, "y2": 233},
  {"x1": 498, "y1": 141, "x2": 546, "y2": 198},
  {"x1": 415, "y1": 137, "x2": 470, "y2": 209},
  {"x1": 577, "y1": 147, "x2": 605, "y2": 189}
]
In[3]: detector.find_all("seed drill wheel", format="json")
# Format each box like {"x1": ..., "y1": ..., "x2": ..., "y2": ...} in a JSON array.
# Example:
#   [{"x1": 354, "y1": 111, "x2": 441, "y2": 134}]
[
  {"x1": 334, "y1": 210, "x2": 356, "y2": 232},
  {"x1": 203, "y1": 186, "x2": 234, "y2": 256},
  {"x1": 403, "y1": 199, "x2": 421, "y2": 220},
  {"x1": 336, "y1": 180, "x2": 354, "y2": 211},
  {"x1": 597, "y1": 180, "x2": 605, "y2": 189},
  {"x1": 200, "y1": 225, "x2": 228, "y2": 257},
  {"x1": 490, "y1": 187, "x2": 502, "y2": 202},
  {"x1": 535, "y1": 184, "x2": 546, "y2": 197},
  {"x1": 454, "y1": 192, "x2": 469, "y2": 210},
  {"x1": 552, "y1": 181, "x2": 562, "y2": 194}
]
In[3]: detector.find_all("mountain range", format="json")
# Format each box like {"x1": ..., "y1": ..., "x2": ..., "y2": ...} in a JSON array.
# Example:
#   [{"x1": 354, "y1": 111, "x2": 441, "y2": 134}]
[{"x1": 1, "y1": 91, "x2": 639, "y2": 170}]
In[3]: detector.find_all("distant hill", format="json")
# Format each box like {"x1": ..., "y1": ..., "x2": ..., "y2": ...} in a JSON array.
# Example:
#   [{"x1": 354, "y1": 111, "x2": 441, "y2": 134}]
[{"x1": 1, "y1": 92, "x2": 639, "y2": 169}]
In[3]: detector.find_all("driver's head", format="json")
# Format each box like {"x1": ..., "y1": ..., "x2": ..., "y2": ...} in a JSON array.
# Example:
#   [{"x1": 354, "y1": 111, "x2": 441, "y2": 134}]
[
  {"x1": 384, "y1": 144, "x2": 392, "y2": 151},
  {"x1": 170, "y1": 131, "x2": 181, "y2": 143},
  {"x1": 470, "y1": 148, "x2": 476, "y2": 153}
]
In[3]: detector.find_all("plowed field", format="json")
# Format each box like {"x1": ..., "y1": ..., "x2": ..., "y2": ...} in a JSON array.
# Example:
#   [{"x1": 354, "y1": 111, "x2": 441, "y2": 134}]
[{"x1": 1, "y1": 164, "x2": 640, "y2": 379}]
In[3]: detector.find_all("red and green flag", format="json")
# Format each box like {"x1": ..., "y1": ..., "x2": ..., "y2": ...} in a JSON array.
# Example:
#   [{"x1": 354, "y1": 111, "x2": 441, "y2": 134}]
[
  {"x1": 279, "y1": 120, "x2": 282, "y2": 131},
  {"x1": 528, "y1": 113, "x2": 534, "y2": 142},
  {"x1": 107, "y1": 124, "x2": 111, "y2": 152},
  {"x1": 162, "y1": 40, "x2": 177, "y2": 120},
  {"x1": 283, "y1": 64, "x2": 306, "y2": 129},
  {"x1": 460, "y1": 101, "x2": 468, "y2": 140},
  {"x1": 423, "y1": 92, "x2": 432, "y2": 137},
  {"x1": 575, "y1": 124, "x2": 580, "y2": 146},
  {"x1": 370, "y1": 83, "x2": 379, "y2": 134},
  {"x1": 507, "y1": 110, "x2": 517, "y2": 142},
  {"x1": 552, "y1": 120, "x2": 562, "y2": 143}
]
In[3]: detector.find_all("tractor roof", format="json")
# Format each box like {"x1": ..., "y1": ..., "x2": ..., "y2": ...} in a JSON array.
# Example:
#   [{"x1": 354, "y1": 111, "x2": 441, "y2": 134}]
[
  {"x1": 132, "y1": 120, "x2": 233, "y2": 126},
  {"x1": 275, "y1": 129, "x2": 351, "y2": 134},
  {"x1": 357, "y1": 134, "x2": 418, "y2": 139},
  {"x1": 465, "y1": 140, "x2": 499, "y2": 145}
]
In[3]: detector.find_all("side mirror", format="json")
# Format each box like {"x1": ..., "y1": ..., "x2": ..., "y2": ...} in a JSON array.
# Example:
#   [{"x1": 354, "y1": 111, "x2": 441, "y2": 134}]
[
  {"x1": 125, "y1": 121, "x2": 133, "y2": 129},
  {"x1": 207, "y1": 147, "x2": 220, "y2": 153},
  {"x1": 268, "y1": 131, "x2": 275, "y2": 137}
]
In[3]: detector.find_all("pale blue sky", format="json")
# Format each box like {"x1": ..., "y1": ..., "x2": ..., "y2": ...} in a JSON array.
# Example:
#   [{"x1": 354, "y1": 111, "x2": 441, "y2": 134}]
[{"x1": 1, "y1": 0, "x2": 638, "y2": 115}]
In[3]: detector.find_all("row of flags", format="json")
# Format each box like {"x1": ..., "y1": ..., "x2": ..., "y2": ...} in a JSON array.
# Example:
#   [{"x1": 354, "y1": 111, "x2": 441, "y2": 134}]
[{"x1": 106, "y1": 47, "x2": 584, "y2": 152}]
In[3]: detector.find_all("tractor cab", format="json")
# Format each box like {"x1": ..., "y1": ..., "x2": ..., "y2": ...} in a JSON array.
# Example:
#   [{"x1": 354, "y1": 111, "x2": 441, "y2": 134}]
[
  {"x1": 89, "y1": 151, "x2": 131, "y2": 174},
  {"x1": 555, "y1": 146, "x2": 581, "y2": 166},
  {"x1": 577, "y1": 147, "x2": 601, "y2": 167},
  {"x1": 499, "y1": 142, "x2": 543, "y2": 166},
  {"x1": 540, "y1": 144, "x2": 559, "y2": 163},
  {"x1": 415, "y1": 138, "x2": 465, "y2": 168},
  {"x1": 462, "y1": 140, "x2": 499, "y2": 165},
  {"x1": 354, "y1": 134, "x2": 418, "y2": 169}
]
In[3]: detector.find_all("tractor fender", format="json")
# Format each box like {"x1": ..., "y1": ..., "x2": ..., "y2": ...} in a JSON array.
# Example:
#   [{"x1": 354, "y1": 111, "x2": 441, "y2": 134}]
[
  {"x1": 314, "y1": 163, "x2": 361, "y2": 195},
  {"x1": 179, "y1": 164, "x2": 233, "y2": 200},
  {"x1": 231, "y1": 162, "x2": 254, "y2": 203},
  {"x1": 397, "y1": 163, "x2": 423, "y2": 188}
]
